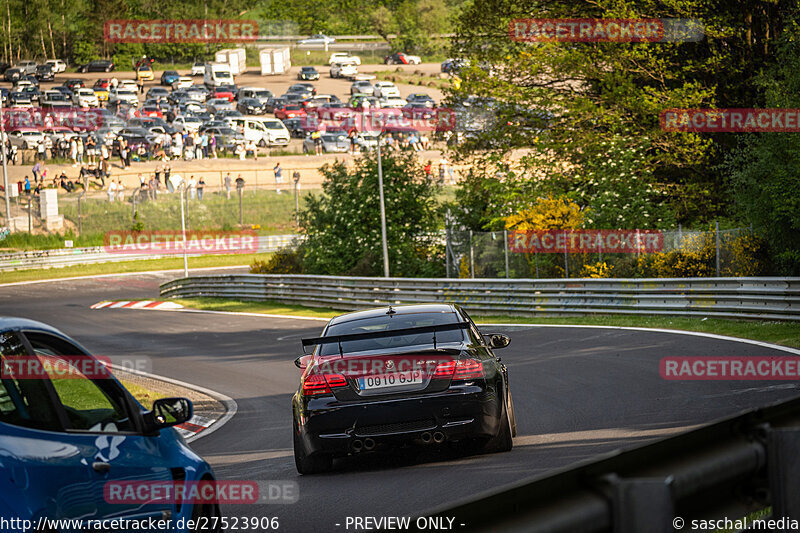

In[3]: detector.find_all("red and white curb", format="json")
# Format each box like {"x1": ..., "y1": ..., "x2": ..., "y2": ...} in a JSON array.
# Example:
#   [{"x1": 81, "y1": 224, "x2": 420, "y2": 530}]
[
  {"x1": 175, "y1": 414, "x2": 216, "y2": 440},
  {"x1": 91, "y1": 300, "x2": 184, "y2": 310}
]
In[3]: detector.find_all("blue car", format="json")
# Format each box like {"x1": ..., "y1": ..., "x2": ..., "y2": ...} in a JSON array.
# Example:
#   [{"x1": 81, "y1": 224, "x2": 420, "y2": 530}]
[
  {"x1": 0, "y1": 317, "x2": 220, "y2": 530},
  {"x1": 161, "y1": 70, "x2": 181, "y2": 86}
]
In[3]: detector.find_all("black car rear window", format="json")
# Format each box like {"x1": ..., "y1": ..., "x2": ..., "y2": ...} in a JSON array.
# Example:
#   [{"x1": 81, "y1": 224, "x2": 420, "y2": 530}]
[{"x1": 319, "y1": 312, "x2": 465, "y2": 355}]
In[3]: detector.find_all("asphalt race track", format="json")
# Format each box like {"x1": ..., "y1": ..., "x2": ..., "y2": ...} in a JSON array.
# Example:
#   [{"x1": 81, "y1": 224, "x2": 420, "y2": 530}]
[{"x1": 2, "y1": 272, "x2": 800, "y2": 532}]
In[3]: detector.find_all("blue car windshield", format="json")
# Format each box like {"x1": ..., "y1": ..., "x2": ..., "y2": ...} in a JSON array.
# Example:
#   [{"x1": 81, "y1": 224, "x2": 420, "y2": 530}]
[{"x1": 319, "y1": 312, "x2": 466, "y2": 355}]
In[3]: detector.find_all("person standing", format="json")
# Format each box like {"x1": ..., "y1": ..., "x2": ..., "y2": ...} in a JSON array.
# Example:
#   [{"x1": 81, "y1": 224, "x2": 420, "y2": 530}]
[
  {"x1": 23, "y1": 176, "x2": 30, "y2": 194},
  {"x1": 200, "y1": 132, "x2": 209, "y2": 159},
  {"x1": 31, "y1": 161, "x2": 41, "y2": 183},
  {"x1": 209, "y1": 134, "x2": 217, "y2": 159},
  {"x1": 424, "y1": 160, "x2": 432, "y2": 179},
  {"x1": 188, "y1": 175, "x2": 197, "y2": 200},
  {"x1": 107, "y1": 179, "x2": 117, "y2": 202},
  {"x1": 76, "y1": 136, "x2": 85, "y2": 165},
  {"x1": 137, "y1": 77, "x2": 144, "y2": 95},
  {"x1": 224, "y1": 173, "x2": 232, "y2": 199},
  {"x1": 85, "y1": 135, "x2": 96, "y2": 165},
  {"x1": 69, "y1": 138, "x2": 78, "y2": 166},
  {"x1": 164, "y1": 165, "x2": 171, "y2": 190},
  {"x1": 197, "y1": 176, "x2": 205, "y2": 201},
  {"x1": 312, "y1": 129, "x2": 323, "y2": 155},
  {"x1": 235, "y1": 174, "x2": 245, "y2": 195},
  {"x1": 273, "y1": 163, "x2": 283, "y2": 194},
  {"x1": 116, "y1": 179, "x2": 125, "y2": 202}
]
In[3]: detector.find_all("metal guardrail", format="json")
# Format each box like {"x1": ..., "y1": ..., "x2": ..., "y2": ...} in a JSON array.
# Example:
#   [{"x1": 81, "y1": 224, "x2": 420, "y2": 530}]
[
  {"x1": 418, "y1": 396, "x2": 800, "y2": 533},
  {"x1": 0, "y1": 235, "x2": 298, "y2": 272},
  {"x1": 159, "y1": 275, "x2": 800, "y2": 321}
]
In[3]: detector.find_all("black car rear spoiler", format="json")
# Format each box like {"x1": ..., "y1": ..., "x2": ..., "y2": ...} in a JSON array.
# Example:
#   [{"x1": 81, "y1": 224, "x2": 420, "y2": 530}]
[{"x1": 301, "y1": 321, "x2": 470, "y2": 355}]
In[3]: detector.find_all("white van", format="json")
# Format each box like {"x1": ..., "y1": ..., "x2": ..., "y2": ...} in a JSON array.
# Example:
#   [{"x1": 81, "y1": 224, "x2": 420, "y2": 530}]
[
  {"x1": 204, "y1": 63, "x2": 234, "y2": 88},
  {"x1": 226, "y1": 117, "x2": 290, "y2": 146}
]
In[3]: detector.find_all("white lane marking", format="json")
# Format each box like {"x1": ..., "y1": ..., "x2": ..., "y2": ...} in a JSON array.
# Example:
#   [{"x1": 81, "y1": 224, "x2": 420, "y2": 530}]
[
  {"x1": 0, "y1": 264, "x2": 250, "y2": 288},
  {"x1": 108, "y1": 363, "x2": 237, "y2": 444},
  {"x1": 477, "y1": 323, "x2": 800, "y2": 356}
]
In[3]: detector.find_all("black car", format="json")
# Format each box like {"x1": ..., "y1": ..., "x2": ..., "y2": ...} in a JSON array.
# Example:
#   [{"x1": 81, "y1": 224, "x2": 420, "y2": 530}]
[
  {"x1": 63, "y1": 79, "x2": 84, "y2": 92},
  {"x1": 292, "y1": 304, "x2": 516, "y2": 474},
  {"x1": 264, "y1": 96, "x2": 287, "y2": 114},
  {"x1": 283, "y1": 117, "x2": 305, "y2": 138},
  {"x1": 3, "y1": 67, "x2": 21, "y2": 82},
  {"x1": 160, "y1": 70, "x2": 180, "y2": 86},
  {"x1": 35, "y1": 64, "x2": 54, "y2": 81},
  {"x1": 237, "y1": 97, "x2": 265, "y2": 115},
  {"x1": 298, "y1": 66, "x2": 319, "y2": 81},
  {"x1": 78, "y1": 59, "x2": 114, "y2": 73},
  {"x1": 288, "y1": 83, "x2": 316, "y2": 96}
]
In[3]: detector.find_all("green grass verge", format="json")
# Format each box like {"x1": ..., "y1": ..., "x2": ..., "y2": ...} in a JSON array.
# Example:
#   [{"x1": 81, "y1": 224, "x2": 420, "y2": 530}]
[
  {"x1": 173, "y1": 297, "x2": 800, "y2": 348},
  {"x1": 0, "y1": 253, "x2": 270, "y2": 284},
  {"x1": 121, "y1": 380, "x2": 167, "y2": 410}
]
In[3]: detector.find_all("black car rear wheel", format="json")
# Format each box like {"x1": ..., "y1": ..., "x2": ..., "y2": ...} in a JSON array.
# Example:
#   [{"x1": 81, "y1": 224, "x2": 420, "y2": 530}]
[
  {"x1": 484, "y1": 389, "x2": 514, "y2": 453},
  {"x1": 293, "y1": 426, "x2": 332, "y2": 475}
]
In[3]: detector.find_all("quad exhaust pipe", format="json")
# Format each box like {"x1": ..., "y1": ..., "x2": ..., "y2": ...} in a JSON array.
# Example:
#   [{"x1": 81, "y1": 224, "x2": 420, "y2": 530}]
[
  {"x1": 433, "y1": 431, "x2": 446, "y2": 443},
  {"x1": 351, "y1": 439, "x2": 363, "y2": 452},
  {"x1": 363, "y1": 438, "x2": 376, "y2": 451},
  {"x1": 420, "y1": 432, "x2": 433, "y2": 444}
]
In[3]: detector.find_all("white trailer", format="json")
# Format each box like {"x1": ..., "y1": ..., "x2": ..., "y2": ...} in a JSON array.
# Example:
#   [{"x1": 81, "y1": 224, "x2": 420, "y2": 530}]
[
  {"x1": 214, "y1": 48, "x2": 247, "y2": 76},
  {"x1": 259, "y1": 47, "x2": 291, "y2": 75}
]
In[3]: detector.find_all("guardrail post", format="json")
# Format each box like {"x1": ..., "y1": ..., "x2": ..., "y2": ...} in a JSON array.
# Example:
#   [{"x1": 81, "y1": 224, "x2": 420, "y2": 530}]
[
  {"x1": 604, "y1": 474, "x2": 675, "y2": 533},
  {"x1": 503, "y1": 229, "x2": 509, "y2": 278},
  {"x1": 768, "y1": 427, "x2": 800, "y2": 521},
  {"x1": 469, "y1": 229, "x2": 474, "y2": 279},
  {"x1": 715, "y1": 221, "x2": 720, "y2": 277}
]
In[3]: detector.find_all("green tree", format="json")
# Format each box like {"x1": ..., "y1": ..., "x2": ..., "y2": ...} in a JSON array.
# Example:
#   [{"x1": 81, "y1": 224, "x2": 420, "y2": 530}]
[{"x1": 300, "y1": 152, "x2": 444, "y2": 277}]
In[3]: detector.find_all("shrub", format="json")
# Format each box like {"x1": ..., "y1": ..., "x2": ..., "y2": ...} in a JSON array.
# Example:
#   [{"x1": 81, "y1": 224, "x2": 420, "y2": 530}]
[{"x1": 250, "y1": 247, "x2": 304, "y2": 274}]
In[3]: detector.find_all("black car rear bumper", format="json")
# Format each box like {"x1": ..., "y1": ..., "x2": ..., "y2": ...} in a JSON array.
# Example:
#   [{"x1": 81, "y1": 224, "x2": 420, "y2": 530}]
[{"x1": 294, "y1": 385, "x2": 502, "y2": 456}]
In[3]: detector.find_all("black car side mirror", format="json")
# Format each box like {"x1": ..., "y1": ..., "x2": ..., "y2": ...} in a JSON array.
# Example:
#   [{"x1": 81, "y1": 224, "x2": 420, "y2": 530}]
[
  {"x1": 294, "y1": 355, "x2": 313, "y2": 369},
  {"x1": 487, "y1": 334, "x2": 511, "y2": 349},
  {"x1": 145, "y1": 397, "x2": 193, "y2": 432}
]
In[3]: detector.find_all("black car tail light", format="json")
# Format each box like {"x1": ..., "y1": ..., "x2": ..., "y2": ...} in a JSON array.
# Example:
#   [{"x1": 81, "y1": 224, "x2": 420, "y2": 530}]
[
  {"x1": 433, "y1": 360, "x2": 455, "y2": 378},
  {"x1": 453, "y1": 359, "x2": 484, "y2": 380},
  {"x1": 303, "y1": 372, "x2": 348, "y2": 396}
]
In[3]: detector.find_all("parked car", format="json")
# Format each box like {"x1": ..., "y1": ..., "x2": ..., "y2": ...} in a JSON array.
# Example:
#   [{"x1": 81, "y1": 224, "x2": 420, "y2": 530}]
[
  {"x1": 72, "y1": 88, "x2": 100, "y2": 107},
  {"x1": 138, "y1": 104, "x2": 164, "y2": 119},
  {"x1": 297, "y1": 34, "x2": 335, "y2": 45},
  {"x1": 45, "y1": 59, "x2": 67, "y2": 73},
  {"x1": 160, "y1": 70, "x2": 180, "y2": 85},
  {"x1": 298, "y1": 66, "x2": 320, "y2": 81},
  {"x1": 191, "y1": 61, "x2": 205, "y2": 76},
  {"x1": 289, "y1": 83, "x2": 316, "y2": 96},
  {"x1": 207, "y1": 97, "x2": 235, "y2": 114},
  {"x1": 227, "y1": 117, "x2": 290, "y2": 146},
  {"x1": 330, "y1": 62, "x2": 357, "y2": 79},
  {"x1": 63, "y1": 79, "x2": 85, "y2": 92},
  {"x1": 328, "y1": 52, "x2": 361, "y2": 65},
  {"x1": 135, "y1": 64, "x2": 154, "y2": 81},
  {"x1": 0, "y1": 317, "x2": 220, "y2": 525},
  {"x1": 7, "y1": 92, "x2": 32, "y2": 108},
  {"x1": 302, "y1": 131, "x2": 349, "y2": 153},
  {"x1": 381, "y1": 96, "x2": 408, "y2": 108},
  {"x1": 275, "y1": 104, "x2": 307, "y2": 120},
  {"x1": 200, "y1": 125, "x2": 245, "y2": 152},
  {"x1": 8, "y1": 128, "x2": 45, "y2": 149},
  {"x1": 239, "y1": 87, "x2": 273, "y2": 105},
  {"x1": 118, "y1": 79, "x2": 138, "y2": 91},
  {"x1": 350, "y1": 80, "x2": 374, "y2": 96},
  {"x1": 237, "y1": 97, "x2": 266, "y2": 115},
  {"x1": 172, "y1": 76, "x2": 193, "y2": 90},
  {"x1": 3, "y1": 67, "x2": 23, "y2": 82},
  {"x1": 108, "y1": 88, "x2": 139, "y2": 107},
  {"x1": 265, "y1": 97, "x2": 287, "y2": 114},
  {"x1": 282, "y1": 117, "x2": 306, "y2": 138},
  {"x1": 78, "y1": 59, "x2": 115, "y2": 73},
  {"x1": 146, "y1": 86, "x2": 170, "y2": 101},
  {"x1": 35, "y1": 64, "x2": 54, "y2": 82},
  {"x1": 441, "y1": 58, "x2": 469, "y2": 74},
  {"x1": 171, "y1": 115, "x2": 203, "y2": 133},
  {"x1": 384, "y1": 52, "x2": 421, "y2": 65},
  {"x1": 373, "y1": 81, "x2": 401, "y2": 99},
  {"x1": 41, "y1": 91, "x2": 72, "y2": 109},
  {"x1": 406, "y1": 93, "x2": 436, "y2": 107},
  {"x1": 17, "y1": 60, "x2": 37, "y2": 75}
]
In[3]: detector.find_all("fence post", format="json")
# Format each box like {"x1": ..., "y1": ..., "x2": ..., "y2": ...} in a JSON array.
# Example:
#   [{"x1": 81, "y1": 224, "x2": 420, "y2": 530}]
[
  {"x1": 563, "y1": 229, "x2": 568, "y2": 278},
  {"x1": 238, "y1": 187, "x2": 243, "y2": 226},
  {"x1": 715, "y1": 221, "x2": 720, "y2": 277},
  {"x1": 503, "y1": 229, "x2": 509, "y2": 278},
  {"x1": 77, "y1": 192, "x2": 83, "y2": 236},
  {"x1": 469, "y1": 229, "x2": 474, "y2": 279},
  {"x1": 27, "y1": 196, "x2": 31, "y2": 233},
  {"x1": 445, "y1": 220, "x2": 451, "y2": 278}
]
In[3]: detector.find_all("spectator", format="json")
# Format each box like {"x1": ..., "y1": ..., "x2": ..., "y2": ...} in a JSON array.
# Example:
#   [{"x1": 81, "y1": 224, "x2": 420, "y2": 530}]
[
  {"x1": 37, "y1": 139, "x2": 46, "y2": 161},
  {"x1": 184, "y1": 132, "x2": 194, "y2": 160},
  {"x1": 137, "y1": 77, "x2": 144, "y2": 94},
  {"x1": 424, "y1": 160, "x2": 432, "y2": 179},
  {"x1": 116, "y1": 179, "x2": 125, "y2": 202},
  {"x1": 124, "y1": 142, "x2": 132, "y2": 168},
  {"x1": 438, "y1": 158, "x2": 446, "y2": 184},
  {"x1": 348, "y1": 128, "x2": 358, "y2": 155},
  {"x1": 235, "y1": 174, "x2": 245, "y2": 195},
  {"x1": 76, "y1": 136, "x2": 84, "y2": 165},
  {"x1": 209, "y1": 134, "x2": 217, "y2": 159},
  {"x1": 164, "y1": 165, "x2": 171, "y2": 190},
  {"x1": 245, "y1": 140, "x2": 257, "y2": 160},
  {"x1": 312, "y1": 129, "x2": 323, "y2": 155},
  {"x1": 23, "y1": 176, "x2": 31, "y2": 194},
  {"x1": 172, "y1": 131, "x2": 183, "y2": 159},
  {"x1": 200, "y1": 132, "x2": 209, "y2": 159},
  {"x1": 70, "y1": 138, "x2": 77, "y2": 165},
  {"x1": 235, "y1": 142, "x2": 246, "y2": 160},
  {"x1": 85, "y1": 135, "x2": 96, "y2": 165},
  {"x1": 197, "y1": 176, "x2": 205, "y2": 201},
  {"x1": 274, "y1": 163, "x2": 283, "y2": 194},
  {"x1": 107, "y1": 179, "x2": 117, "y2": 202},
  {"x1": 188, "y1": 175, "x2": 197, "y2": 200},
  {"x1": 193, "y1": 131, "x2": 202, "y2": 160},
  {"x1": 148, "y1": 175, "x2": 157, "y2": 200},
  {"x1": 44, "y1": 136, "x2": 54, "y2": 160},
  {"x1": 224, "y1": 173, "x2": 232, "y2": 199},
  {"x1": 32, "y1": 161, "x2": 41, "y2": 183}
]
